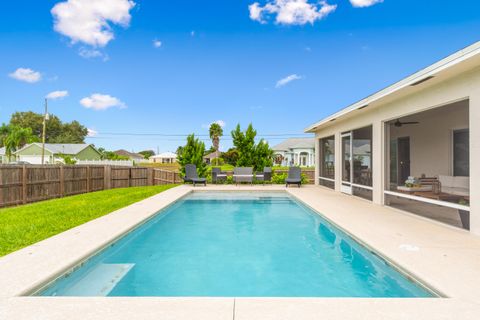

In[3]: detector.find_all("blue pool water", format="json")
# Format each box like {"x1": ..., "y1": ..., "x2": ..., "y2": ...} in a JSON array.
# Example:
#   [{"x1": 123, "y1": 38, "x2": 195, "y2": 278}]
[{"x1": 38, "y1": 192, "x2": 433, "y2": 297}]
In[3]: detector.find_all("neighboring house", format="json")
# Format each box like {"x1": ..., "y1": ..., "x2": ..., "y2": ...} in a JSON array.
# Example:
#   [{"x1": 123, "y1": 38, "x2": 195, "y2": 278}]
[
  {"x1": 305, "y1": 41, "x2": 480, "y2": 235},
  {"x1": 272, "y1": 138, "x2": 315, "y2": 167},
  {"x1": 203, "y1": 151, "x2": 221, "y2": 164},
  {"x1": 0, "y1": 147, "x2": 7, "y2": 164},
  {"x1": 114, "y1": 149, "x2": 145, "y2": 162},
  {"x1": 13, "y1": 143, "x2": 102, "y2": 164},
  {"x1": 150, "y1": 152, "x2": 177, "y2": 164}
]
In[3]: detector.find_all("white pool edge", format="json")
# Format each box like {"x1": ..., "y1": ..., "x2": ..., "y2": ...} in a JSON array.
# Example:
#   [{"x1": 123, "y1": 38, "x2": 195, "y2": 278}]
[{"x1": 1, "y1": 185, "x2": 480, "y2": 319}]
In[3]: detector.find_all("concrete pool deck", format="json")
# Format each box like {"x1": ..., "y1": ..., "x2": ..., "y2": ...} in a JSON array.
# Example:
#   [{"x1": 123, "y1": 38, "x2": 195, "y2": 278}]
[{"x1": 1, "y1": 185, "x2": 480, "y2": 319}]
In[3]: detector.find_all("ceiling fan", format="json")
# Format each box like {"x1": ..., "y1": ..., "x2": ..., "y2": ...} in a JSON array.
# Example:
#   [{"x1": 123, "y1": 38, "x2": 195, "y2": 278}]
[{"x1": 392, "y1": 119, "x2": 420, "y2": 127}]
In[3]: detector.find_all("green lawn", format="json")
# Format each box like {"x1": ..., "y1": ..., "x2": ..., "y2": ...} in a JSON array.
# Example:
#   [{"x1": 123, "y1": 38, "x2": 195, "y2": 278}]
[{"x1": 0, "y1": 184, "x2": 177, "y2": 257}]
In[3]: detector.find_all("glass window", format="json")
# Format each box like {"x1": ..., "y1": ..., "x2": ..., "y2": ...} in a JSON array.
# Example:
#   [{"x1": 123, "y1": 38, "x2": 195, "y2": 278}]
[
  {"x1": 389, "y1": 139, "x2": 398, "y2": 185},
  {"x1": 453, "y1": 129, "x2": 469, "y2": 177},
  {"x1": 342, "y1": 135, "x2": 351, "y2": 183},
  {"x1": 319, "y1": 136, "x2": 335, "y2": 179},
  {"x1": 352, "y1": 126, "x2": 372, "y2": 187}
]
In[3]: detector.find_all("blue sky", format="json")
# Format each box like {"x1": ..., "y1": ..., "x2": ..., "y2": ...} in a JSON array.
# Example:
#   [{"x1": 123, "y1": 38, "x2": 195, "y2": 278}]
[{"x1": 1, "y1": 0, "x2": 479, "y2": 153}]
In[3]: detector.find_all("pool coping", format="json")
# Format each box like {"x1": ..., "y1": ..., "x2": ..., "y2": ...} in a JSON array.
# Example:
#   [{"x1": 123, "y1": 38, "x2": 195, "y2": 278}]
[{"x1": 1, "y1": 185, "x2": 480, "y2": 319}]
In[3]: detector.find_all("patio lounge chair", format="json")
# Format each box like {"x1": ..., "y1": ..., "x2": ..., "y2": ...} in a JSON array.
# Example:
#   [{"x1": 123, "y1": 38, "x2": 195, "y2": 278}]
[
  {"x1": 255, "y1": 167, "x2": 272, "y2": 184},
  {"x1": 212, "y1": 167, "x2": 227, "y2": 184},
  {"x1": 184, "y1": 164, "x2": 207, "y2": 187},
  {"x1": 285, "y1": 167, "x2": 302, "y2": 187},
  {"x1": 233, "y1": 167, "x2": 253, "y2": 185}
]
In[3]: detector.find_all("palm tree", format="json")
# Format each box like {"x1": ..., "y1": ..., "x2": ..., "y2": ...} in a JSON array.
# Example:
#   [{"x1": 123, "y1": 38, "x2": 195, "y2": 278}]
[
  {"x1": 3, "y1": 126, "x2": 37, "y2": 162},
  {"x1": 209, "y1": 123, "x2": 223, "y2": 152}
]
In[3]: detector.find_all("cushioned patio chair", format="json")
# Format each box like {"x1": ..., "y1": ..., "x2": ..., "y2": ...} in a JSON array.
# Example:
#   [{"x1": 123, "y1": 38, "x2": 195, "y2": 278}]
[
  {"x1": 285, "y1": 167, "x2": 302, "y2": 187},
  {"x1": 255, "y1": 167, "x2": 272, "y2": 184},
  {"x1": 184, "y1": 164, "x2": 207, "y2": 187},
  {"x1": 233, "y1": 167, "x2": 253, "y2": 185},
  {"x1": 212, "y1": 167, "x2": 227, "y2": 184}
]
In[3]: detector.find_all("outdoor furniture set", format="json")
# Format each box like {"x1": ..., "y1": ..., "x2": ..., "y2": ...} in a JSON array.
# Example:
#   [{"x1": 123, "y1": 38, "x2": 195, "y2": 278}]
[{"x1": 184, "y1": 165, "x2": 302, "y2": 187}]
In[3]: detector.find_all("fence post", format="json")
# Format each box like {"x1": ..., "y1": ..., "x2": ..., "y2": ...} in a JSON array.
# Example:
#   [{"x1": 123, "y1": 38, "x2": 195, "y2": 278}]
[
  {"x1": 86, "y1": 166, "x2": 91, "y2": 192},
  {"x1": 22, "y1": 165, "x2": 27, "y2": 204},
  {"x1": 60, "y1": 166, "x2": 65, "y2": 197},
  {"x1": 148, "y1": 168, "x2": 154, "y2": 186},
  {"x1": 104, "y1": 166, "x2": 111, "y2": 190},
  {"x1": 129, "y1": 167, "x2": 132, "y2": 187}
]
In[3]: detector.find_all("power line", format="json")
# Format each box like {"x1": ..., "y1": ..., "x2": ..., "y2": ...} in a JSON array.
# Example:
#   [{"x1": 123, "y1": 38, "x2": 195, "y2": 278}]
[
  {"x1": 96, "y1": 132, "x2": 311, "y2": 137},
  {"x1": 86, "y1": 136, "x2": 306, "y2": 141}
]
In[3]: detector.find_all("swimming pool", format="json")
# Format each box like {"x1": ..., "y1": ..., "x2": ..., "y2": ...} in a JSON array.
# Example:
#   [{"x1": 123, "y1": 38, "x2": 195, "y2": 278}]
[{"x1": 37, "y1": 192, "x2": 433, "y2": 297}]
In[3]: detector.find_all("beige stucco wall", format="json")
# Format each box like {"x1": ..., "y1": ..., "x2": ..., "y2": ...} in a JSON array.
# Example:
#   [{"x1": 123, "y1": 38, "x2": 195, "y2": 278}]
[{"x1": 312, "y1": 66, "x2": 480, "y2": 234}]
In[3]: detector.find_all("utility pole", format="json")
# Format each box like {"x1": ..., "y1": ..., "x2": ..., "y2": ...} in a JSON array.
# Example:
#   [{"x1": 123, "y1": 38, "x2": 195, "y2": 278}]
[{"x1": 41, "y1": 98, "x2": 48, "y2": 165}]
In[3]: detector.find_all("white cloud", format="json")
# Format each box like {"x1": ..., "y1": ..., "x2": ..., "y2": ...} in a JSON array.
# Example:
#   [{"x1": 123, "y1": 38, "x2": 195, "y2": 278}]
[
  {"x1": 80, "y1": 93, "x2": 126, "y2": 110},
  {"x1": 51, "y1": 0, "x2": 136, "y2": 47},
  {"x1": 46, "y1": 90, "x2": 69, "y2": 100},
  {"x1": 153, "y1": 39, "x2": 162, "y2": 48},
  {"x1": 9, "y1": 68, "x2": 42, "y2": 83},
  {"x1": 249, "y1": 0, "x2": 336, "y2": 25},
  {"x1": 275, "y1": 74, "x2": 302, "y2": 88},
  {"x1": 87, "y1": 128, "x2": 98, "y2": 137},
  {"x1": 215, "y1": 120, "x2": 226, "y2": 127},
  {"x1": 249, "y1": 3, "x2": 264, "y2": 22},
  {"x1": 350, "y1": 0, "x2": 383, "y2": 8},
  {"x1": 78, "y1": 47, "x2": 105, "y2": 59}
]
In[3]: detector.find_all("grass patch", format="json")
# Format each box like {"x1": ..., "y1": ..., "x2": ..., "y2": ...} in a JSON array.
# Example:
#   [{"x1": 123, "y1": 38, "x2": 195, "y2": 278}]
[
  {"x1": 139, "y1": 163, "x2": 180, "y2": 170},
  {"x1": 0, "y1": 184, "x2": 177, "y2": 257}
]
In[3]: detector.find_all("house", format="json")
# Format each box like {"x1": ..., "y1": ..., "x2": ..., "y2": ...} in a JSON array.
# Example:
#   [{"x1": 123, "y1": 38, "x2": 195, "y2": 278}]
[
  {"x1": 0, "y1": 147, "x2": 7, "y2": 164},
  {"x1": 203, "y1": 151, "x2": 221, "y2": 164},
  {"x1": 13, "y1": 143, "x2": 102, "y2": 164},
  {"x1": 272, "y1": 138, "x2": 315, "y2": 167},
  {"x1": 114, "y1": 149, "x2": 145, "y2": 162},
  {"x1": 305, "y1": 41, "x2": 480, "y2": 235},
  {"x1": 150, "y1": 152, "x2": 177, "y2": 164}
]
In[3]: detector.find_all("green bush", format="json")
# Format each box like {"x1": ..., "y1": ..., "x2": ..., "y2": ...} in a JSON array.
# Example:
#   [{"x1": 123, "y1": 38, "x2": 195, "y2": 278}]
[
  {"x1": 231, "y1": 124, "x2": 273, "y2": 171},
  {"x1": 272, "y1": 172, "x2": 287, "y2": 184},
  {"x1": 178, "y1": 134, "x2": 207, "y2": 177},
  {"x1": 271, "y1": 171, "x2": 309, "y2": 184},
  {"x1": 211, "y1": 157, "x2": 224, "y2": 166}
]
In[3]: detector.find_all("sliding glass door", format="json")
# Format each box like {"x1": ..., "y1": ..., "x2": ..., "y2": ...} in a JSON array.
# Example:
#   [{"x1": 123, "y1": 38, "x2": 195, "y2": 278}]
[
  {"x1": 341, "y1": 126, "x2": 373, "y2": 198},
  {"x1": 319, "y1": 136, "x2": 335, "y2": 189},
  {"x1": 341, "y1": 132, "x2": 352, "y2": 194}
]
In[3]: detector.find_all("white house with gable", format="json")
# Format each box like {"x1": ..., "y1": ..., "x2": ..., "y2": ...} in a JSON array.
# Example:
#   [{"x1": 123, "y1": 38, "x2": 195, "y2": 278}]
[{"x1": 272, "y1": 138, "x2": 315, "y2": 167}]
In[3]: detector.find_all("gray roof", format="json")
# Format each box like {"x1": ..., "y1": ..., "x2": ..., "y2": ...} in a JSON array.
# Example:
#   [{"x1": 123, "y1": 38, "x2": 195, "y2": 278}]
[
  {"x1": 204, "y1": 151, "x2": 221, "y2": 159},
  {"x1": 114, "y1": 149, "x2": 145, "y2": 159},
  {"x1": 272, "y1": 138, "x2": 314, "y2": 152},
  {"x1": 14, "y1": 143, "x2": 92, "y2": 155},
  {"x1": 43, "y1": 143, "x2": 91, "y2": 155},
  {"x1": 151, "y1": 152, "x2": 177, "y2": 159}
]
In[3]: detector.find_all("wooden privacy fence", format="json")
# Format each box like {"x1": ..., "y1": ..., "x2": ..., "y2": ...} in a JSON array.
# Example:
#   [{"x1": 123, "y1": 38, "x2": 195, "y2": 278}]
[
  {"x1": 0, "y1": 165, "x2": 180, "y2": 208},
  {"x1": 153, "y1": 169, "x2": 181, "y2": 185}
]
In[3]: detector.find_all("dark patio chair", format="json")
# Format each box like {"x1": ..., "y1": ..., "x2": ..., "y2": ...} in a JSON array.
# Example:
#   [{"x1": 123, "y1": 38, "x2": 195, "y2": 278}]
[
  {"x1": 184, "y1": 164, "x2": 207, "y2": 187},
  {"x1": 233, "y1": 167, "x2": 253, "y2": 185},
  {"x1": 212, "y1": 167, "x2": 227, "y2": 184},
  {"x1": 286, "y1": 167, "x2": 302, "y2": 187}
]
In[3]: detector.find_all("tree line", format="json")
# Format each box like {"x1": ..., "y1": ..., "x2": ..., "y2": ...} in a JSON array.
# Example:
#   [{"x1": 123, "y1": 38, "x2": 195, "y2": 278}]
[
  {"x1": 177, "y1": 123, "x2": 274, "y2": 176},
  {"x1": 1, "y1": 111, "x2": 89, "y2": 161}
]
